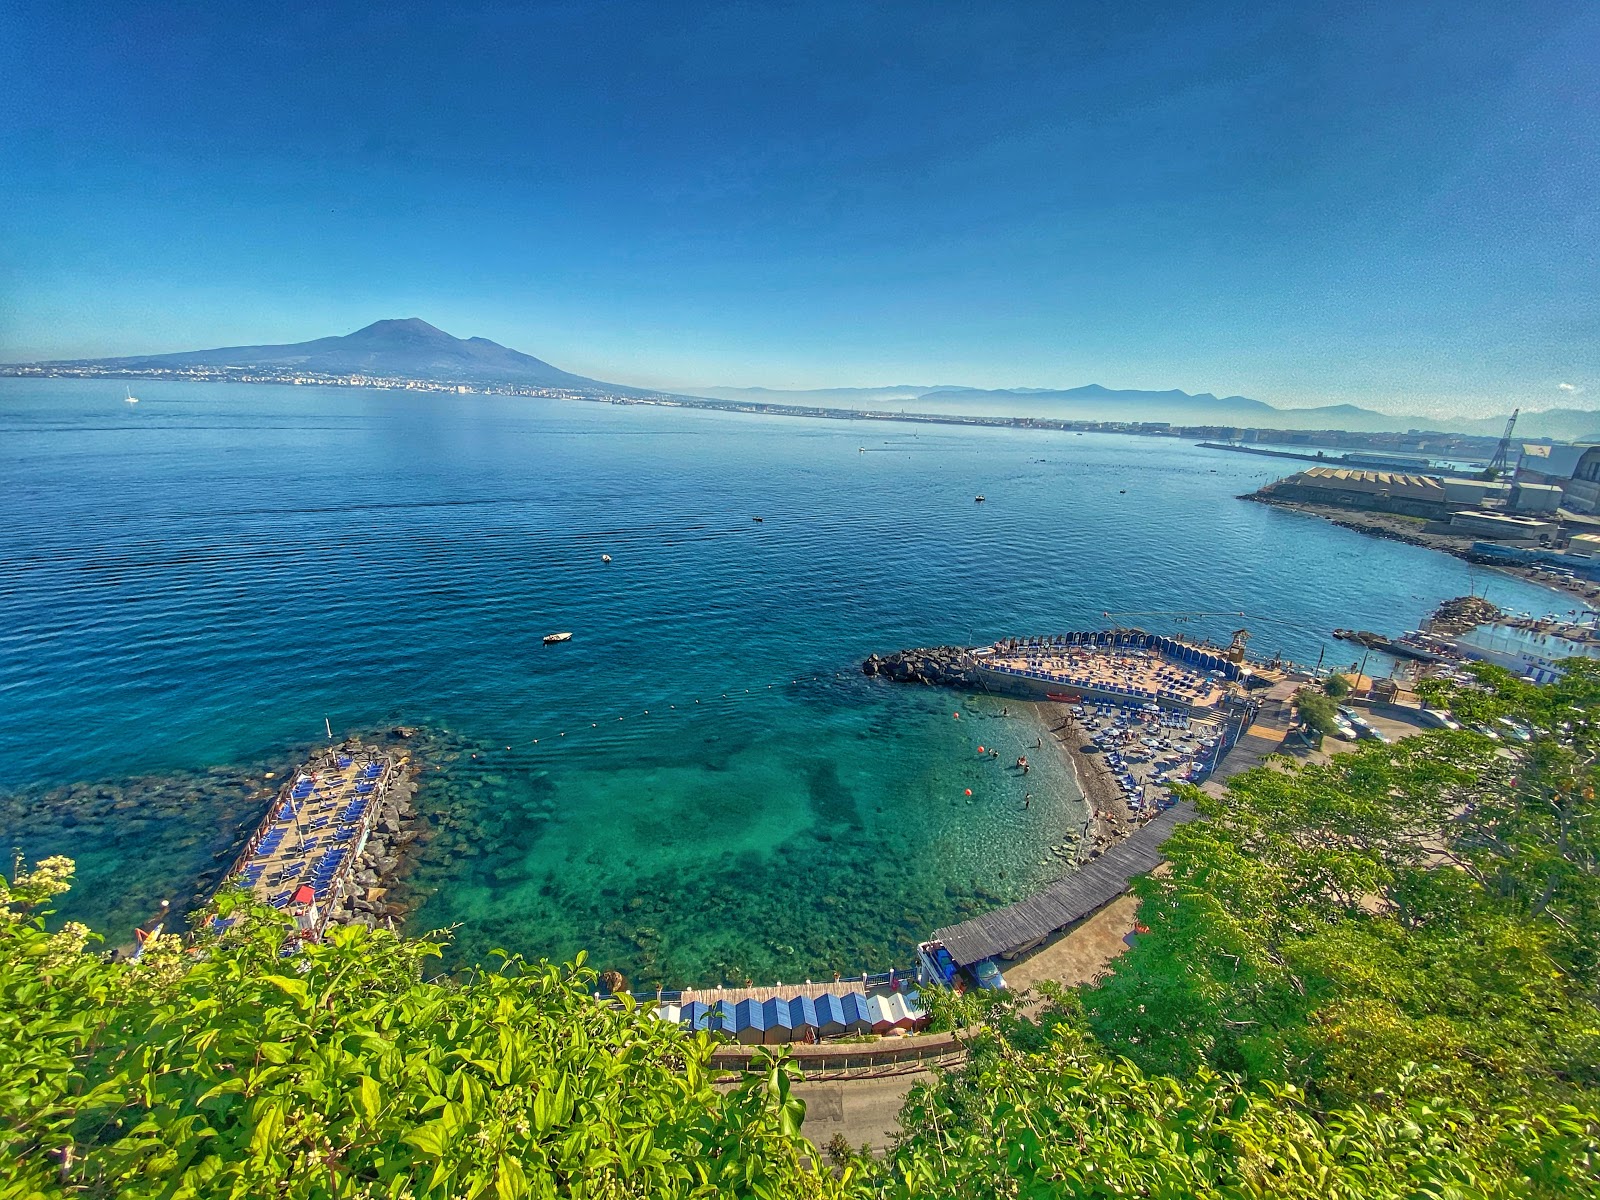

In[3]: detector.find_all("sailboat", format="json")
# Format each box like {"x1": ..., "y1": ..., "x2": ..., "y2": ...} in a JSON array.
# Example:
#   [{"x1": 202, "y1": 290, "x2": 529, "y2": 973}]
[{"x1": 124, "y1": 386, "x2": 139, "y2": 404}]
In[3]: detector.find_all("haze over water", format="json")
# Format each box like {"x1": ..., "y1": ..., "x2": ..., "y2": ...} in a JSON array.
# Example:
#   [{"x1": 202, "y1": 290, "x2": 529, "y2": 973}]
[{"x1": 0, "y1": 380, "x2": 1564, "y2": 985}]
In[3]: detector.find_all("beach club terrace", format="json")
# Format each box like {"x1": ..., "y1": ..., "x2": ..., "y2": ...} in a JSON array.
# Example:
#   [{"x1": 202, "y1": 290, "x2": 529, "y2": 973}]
[
  {"x1": 973, "y1": 630, "x2": 1245, "y2": 711},
  {"x1": 222, "y1": 744, "x2": 399, "y2": 936}
]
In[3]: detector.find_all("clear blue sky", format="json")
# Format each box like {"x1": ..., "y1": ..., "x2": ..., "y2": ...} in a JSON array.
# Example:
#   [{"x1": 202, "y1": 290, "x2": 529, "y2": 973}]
[{"x1": 1, "y1": 1, "x2": 1595, "y2": 415}]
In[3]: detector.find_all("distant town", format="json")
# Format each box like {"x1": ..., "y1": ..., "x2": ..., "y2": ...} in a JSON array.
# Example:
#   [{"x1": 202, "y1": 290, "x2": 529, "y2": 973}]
[{"x1": 1, "y1": 359, "x2": 1511, "y2": 463}]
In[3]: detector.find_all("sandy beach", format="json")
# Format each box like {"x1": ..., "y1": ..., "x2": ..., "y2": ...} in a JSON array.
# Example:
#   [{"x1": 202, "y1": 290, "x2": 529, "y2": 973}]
[{"x1": 1032, "y1": 701, "x2": 1134, "y2": 855}]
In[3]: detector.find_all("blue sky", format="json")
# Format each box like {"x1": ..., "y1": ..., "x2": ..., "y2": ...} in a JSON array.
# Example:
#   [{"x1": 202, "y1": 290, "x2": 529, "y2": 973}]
[{"x1": 1, "y1": 1, "x2": 1595, "y2": 415}]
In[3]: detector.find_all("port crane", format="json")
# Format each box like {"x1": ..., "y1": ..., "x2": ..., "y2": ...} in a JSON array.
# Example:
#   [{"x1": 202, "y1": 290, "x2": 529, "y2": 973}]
[{"x1": 1487, "y1": 408, "x2": 1520, "y2": 476}]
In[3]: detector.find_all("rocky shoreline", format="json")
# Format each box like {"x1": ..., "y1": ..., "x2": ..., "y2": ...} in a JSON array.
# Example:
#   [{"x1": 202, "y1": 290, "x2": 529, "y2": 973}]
[{"x1": 1243, "y1": 493, "x2": 1600, "y2": 605}]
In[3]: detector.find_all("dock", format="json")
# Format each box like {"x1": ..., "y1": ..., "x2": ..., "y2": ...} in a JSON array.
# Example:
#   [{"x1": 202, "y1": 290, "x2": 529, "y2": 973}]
[
  {"x1": 930, "y1": 800, "x2": 1198, "y2": 967},
  {"x1": 223, "y1": 742, "x2": 411, "y2": 937}
]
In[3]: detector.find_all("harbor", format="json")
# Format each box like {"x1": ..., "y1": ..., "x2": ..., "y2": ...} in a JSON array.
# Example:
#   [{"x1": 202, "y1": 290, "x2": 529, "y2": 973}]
[{"x1": 1331, "y1": 594, "x2": 1600, "y2": 687}]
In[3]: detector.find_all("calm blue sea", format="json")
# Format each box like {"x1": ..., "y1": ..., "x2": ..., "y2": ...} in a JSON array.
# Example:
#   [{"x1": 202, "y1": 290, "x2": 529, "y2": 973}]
[{"x1": 0, "y1": 380, "x2": 1564, "y2": 984}]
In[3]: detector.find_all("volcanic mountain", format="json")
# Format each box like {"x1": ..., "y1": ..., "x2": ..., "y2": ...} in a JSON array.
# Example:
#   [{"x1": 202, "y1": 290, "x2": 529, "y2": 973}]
[{"x1": 52, "y1": 318, "x2": 618, "y2": 390}]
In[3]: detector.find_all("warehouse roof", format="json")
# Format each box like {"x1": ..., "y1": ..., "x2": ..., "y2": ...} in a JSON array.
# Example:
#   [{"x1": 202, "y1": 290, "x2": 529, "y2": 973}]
[{"x1": 1282, "y1": 466, "x2": 1447, "y2": 502}]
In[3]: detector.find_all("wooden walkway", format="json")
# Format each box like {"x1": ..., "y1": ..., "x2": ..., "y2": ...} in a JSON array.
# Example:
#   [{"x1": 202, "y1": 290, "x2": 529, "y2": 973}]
[
  {"x1": 1210, "y1": 678, "x2": 1297, "y2": 785},
  {"x1": 931, "y1": 800, "x2": 1197, "y2": 967}
]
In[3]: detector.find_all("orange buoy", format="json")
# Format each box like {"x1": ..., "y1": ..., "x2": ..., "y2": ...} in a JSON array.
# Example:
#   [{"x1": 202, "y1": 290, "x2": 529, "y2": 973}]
[
  {"x1": 964, "y1": 789, "x2": 973, "y2": 796},
  {"x1": 953, "y1": 713, "x2": 960, "y2": 719},
  {"x1": 978, "y1": 746, "x2": 985, "y2": 753}
]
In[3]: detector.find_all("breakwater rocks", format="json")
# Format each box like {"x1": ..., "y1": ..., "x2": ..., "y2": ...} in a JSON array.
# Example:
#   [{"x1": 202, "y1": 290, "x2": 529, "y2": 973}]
[
  {"x1": 322, "y1": 752, "x2": 421, "y2": 932},
  {"x1": 861, "y1": 646, "x2": 980, "y2": 687},
  {"x1": 1430, "y1": 594, "x2": 1504, "y2": 634}
]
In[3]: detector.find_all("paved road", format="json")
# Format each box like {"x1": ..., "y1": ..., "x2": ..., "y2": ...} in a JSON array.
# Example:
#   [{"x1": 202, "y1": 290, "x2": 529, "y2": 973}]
[{"x1": 795, "y1": 1072, "x2": 931, "y2": 1155}]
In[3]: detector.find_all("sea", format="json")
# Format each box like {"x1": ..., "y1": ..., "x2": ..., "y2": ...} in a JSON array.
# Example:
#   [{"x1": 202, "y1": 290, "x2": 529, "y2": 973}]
[{"x1": 0, "y1": 380, "x2": 1567, "y2": 986}]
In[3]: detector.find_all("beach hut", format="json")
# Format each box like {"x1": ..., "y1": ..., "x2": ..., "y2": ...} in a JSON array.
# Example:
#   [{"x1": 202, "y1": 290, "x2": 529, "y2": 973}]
[
  {"x1": 733, "y1": 999, "x2": 767, "y2": 1044},
  {"x1": 759, "y1": 998, "x2": 792, "y2": 1045},
  {"x1": 678, "y1": 1001, "x2": 709, "y2": 1031},
  {"x1": 811, "y1": 993, "x2": 848, "y2": 1038},
  {"x1": 784, "y1": 995, "x2": 819, "y2": 1040},
  {"x1": 902, "y1": 990, "x2": 928, "y2": 1030},
  {"x1": 837, "y1": 992, "x2": 874, "y2": 1035},
  {"x1": 865, "y1": 994, "x2": 904, "y2": 1034}
]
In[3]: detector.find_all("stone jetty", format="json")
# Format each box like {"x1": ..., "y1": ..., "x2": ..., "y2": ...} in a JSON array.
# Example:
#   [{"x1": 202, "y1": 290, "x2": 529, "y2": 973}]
[{"x1": 860, "y1": 646, "x2": 981, "y2": 687}]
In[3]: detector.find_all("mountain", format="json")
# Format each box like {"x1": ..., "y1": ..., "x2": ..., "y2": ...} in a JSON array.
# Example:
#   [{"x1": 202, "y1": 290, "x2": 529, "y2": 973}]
[
  {"x1": 691, "y1": 384, "x2": 947, "y2": 406},
  {"x1": 18, "y1": 319, "x2": 1600, "y2": 440},
  {"x1": 695, "y1": 382, "x2": 1600, "y2": 439},
  {"x1": 43, "y1": 318, "x2": 623, "y2": 392}
]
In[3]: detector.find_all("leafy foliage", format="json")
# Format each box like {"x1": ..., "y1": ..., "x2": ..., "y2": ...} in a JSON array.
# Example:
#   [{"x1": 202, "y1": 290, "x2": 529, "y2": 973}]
[{"x1": 0, "y1": 872, "x2": 841, "y2": 1199}]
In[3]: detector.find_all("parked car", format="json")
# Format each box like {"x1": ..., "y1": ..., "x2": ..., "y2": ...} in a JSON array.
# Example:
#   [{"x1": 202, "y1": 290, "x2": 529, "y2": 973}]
[
  {"x1": 1419, "y1": 708, "x2": 1461, "y2": 730},
  {"x1": 969, "y1": 957, "x2": 1008, "y2": 990}
]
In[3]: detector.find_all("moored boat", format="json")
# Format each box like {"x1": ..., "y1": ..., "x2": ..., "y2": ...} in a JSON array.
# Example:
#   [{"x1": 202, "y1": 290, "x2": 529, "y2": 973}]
[{"x1": 543, "y1": 631, "x2": 573, "y2": 645}]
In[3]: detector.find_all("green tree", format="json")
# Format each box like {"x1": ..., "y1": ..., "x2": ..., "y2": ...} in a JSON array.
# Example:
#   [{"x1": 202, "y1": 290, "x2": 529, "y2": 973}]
[
  {"x1": 1324, "y1": 673, "x2": 1352, "y2": 699},
  {"x1": 1295, "y1": 688, "x2": 1342, "y2": 739}
]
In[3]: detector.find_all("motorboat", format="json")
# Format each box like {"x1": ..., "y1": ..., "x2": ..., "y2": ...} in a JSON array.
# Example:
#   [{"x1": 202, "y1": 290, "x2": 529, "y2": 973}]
[
  {"x1": 601, "y1": 554, "x2": 612, "y2": 563},
  {"x1": 543, "y1": 632, "x2": 573, "y2": 645}
]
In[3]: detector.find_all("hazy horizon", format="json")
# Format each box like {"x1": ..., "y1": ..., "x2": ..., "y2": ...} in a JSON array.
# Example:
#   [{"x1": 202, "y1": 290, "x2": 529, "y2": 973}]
[{"x1": 3, "y1": 2, "x2": 1595, "y2": 419}]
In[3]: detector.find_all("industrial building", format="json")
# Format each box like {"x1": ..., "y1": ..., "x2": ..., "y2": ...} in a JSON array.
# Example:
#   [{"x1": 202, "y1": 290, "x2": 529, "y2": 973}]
[
  {"x1": 1516, "y1": 443, "x2": 1600, "y2": 514},
  {"x1": 1449, "y1": 510, "x2": 1557, "y2": 541},
  {"x1": 1256, "y1": 466, "x2": 1450, "y2": 518}
]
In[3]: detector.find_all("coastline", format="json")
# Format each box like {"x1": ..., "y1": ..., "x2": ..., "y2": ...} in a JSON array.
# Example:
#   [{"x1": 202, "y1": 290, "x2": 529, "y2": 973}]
[
  {"x1": 1245, "y1": 494, "x2": 1600, "y2": 607},
  {"x1": 1032, "y1": 701, "x2": 1133, "y2": 857}
]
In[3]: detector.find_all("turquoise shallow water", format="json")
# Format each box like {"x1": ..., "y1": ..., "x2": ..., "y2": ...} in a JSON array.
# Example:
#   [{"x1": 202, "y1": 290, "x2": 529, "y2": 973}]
[{"x1": 0, "y1": 380, "x2": 1564, "y2": 984}]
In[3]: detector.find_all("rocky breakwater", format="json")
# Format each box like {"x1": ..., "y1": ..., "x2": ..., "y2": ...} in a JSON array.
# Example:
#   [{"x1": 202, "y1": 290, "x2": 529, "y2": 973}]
[
  {"x1": 321, "y1": 748, "x2": 423, "y2": 933},
  {"x1": 861, "y1": 646, "x2": 981, "y2": 687}
]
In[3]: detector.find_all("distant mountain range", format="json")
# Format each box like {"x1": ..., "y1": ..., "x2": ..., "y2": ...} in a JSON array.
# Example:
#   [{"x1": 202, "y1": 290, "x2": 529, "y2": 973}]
[
  {"x1": 14, "y1": 318, "x2": 1599, "y2": 441},
  {"x1": 693, "y1": 384, "x2": 1600, "y2": 441}
]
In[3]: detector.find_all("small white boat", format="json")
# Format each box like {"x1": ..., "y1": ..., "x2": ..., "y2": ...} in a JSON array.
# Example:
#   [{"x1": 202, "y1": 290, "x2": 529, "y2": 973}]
[
  {"x1": 543, "y1": 632, "x2": 573, "y2": 645},
  {"x1": 975, "y1": 495, "x2": 986, "y2": 503},
  {"x1": 601, "y1": 554, "x2": 612, "y2": 563},
  {"x1": 124, "y1": 387, "x2": 139, "y2": 404}
]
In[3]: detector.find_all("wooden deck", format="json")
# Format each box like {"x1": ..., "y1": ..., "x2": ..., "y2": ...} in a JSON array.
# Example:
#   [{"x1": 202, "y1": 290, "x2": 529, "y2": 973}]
[{"x1": 931, "y1": 800, "x2": 1197, "y2": 966}]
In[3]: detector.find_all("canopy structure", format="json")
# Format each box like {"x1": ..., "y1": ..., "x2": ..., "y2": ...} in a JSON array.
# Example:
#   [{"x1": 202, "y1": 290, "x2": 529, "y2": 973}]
[{"x1": 648, "y1": 988, "x2": 924, "y2": 1043}]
